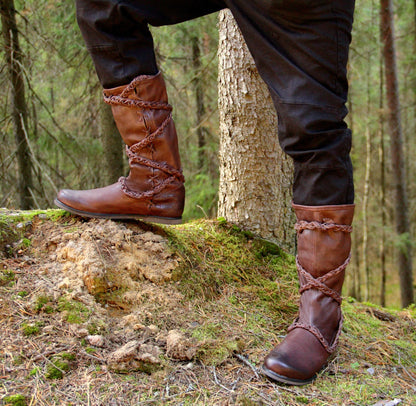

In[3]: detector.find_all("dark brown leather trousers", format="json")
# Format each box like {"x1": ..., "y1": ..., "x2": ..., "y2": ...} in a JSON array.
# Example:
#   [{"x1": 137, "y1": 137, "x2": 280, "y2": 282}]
[{"x1": 76, "y1": 0, "x2": 356, "y2": 206}]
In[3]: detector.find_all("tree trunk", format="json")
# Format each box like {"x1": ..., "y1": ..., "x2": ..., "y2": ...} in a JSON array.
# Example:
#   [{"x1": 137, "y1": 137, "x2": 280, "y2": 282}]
[
  {"x1": 380, "y1": 0, "x2": 414, "y2": 306},
  {"x1": 379, "y1": 50, "x2": 387, "y2": 307},
  {"x1": 362, "y1": 127, "x2": 371, "y2": 302},
  {"x1": 347, "y1": 83, "x2": 360, "y2": 300},
  {"x1": 1, "y1": 0, "x2": 34, "y2": 209},
  {"x1": 98, "y1": 99, "x2": 124, "y2": 185},
  {"x1": 217, "y1": 10, "x2": 294, "y2": 252},
  {"x1": 191, "y1": 36, "x2": 207, "y2": 171}
]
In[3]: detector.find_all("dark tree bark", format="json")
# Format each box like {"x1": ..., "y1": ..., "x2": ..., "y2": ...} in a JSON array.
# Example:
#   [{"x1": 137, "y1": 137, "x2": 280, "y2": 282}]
[
  {"x1": 191, "y1": 36, "x2": 207, "y2": 171},
  {"x1": 1, "y1": 0, "x2": 34, "y2": 209},
  {"x1": 347, "y1": 84, "x2": 361, "y2": 301},
  {"x1": 380, "y1": 0, "x2": 414, "y2": 306},
  {"x1": 378, "y1": 50, "x2": 387, "y2": 307}
]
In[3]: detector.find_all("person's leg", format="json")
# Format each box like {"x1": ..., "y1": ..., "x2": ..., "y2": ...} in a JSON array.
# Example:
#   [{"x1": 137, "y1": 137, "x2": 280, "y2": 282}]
[
  {"x1": 55, "y1": 0, "x2": 225, "y2": 223},
  {"x1": 224, "y1": 0, "x2": 356, "y2": 384},
  {"x1": 226, "y1": 0, "x2": 355, "y2": 206},
  {"x1": 76, "y1": 0, "x2": 225, "y2": 88}
]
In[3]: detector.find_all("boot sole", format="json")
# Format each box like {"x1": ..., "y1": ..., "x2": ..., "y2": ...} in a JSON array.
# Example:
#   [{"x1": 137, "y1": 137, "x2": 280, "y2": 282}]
[
  {"x1": 54, "y1": 199, "x2": 182, "y2": 225},
  {"x1": 261, "y1": 365, "x2": 316, "y2": 386}
]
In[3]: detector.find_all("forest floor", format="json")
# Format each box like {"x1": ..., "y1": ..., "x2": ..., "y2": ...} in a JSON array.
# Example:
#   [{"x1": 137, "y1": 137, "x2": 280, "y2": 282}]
[{"x1": 0, "y1": 210, "x2": 415, "y2": 406}]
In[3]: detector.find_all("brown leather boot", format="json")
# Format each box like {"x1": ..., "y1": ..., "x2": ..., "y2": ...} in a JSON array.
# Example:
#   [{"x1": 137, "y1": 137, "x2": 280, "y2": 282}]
[
  {"x1": 262, "y1": 203, "x2": 354, "y2": 385},
  {"x1": 55, "y1": 72, "x2": 185, "y2": 224}
]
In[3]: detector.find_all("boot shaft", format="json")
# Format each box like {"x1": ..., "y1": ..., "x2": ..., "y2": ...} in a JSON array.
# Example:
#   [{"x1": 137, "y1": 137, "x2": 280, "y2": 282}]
[
  {"x1": 103, "y1": 72, "x2": 182, "y2": 172},
  {"x1": 293, "y1": 203, "x2": 354, "y2": 280}
]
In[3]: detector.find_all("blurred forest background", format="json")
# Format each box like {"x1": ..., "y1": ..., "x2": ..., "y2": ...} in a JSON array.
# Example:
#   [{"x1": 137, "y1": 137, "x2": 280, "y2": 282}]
[{"x1": 1, "y1": 0, "x2": 415, "y2": 308}]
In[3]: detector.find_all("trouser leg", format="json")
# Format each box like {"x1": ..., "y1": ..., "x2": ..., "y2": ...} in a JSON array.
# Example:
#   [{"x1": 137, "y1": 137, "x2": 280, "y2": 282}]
[
  {"x1": 57, "y1": 0, "x2": 226, "y2": 222},
  {"x1": 226, "y1": 0, "x2": 355, "y2": 205},
  {"x1": 76, "y1": 0, "x2": 355, "y2": 205},
  {"x1": 76, "y1": 0, "x2": 225, "y2": 88}
]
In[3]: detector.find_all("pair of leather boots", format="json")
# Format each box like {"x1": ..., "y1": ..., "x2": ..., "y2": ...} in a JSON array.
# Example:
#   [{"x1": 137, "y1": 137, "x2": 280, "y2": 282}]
[{"x1": 55, "y1": 73, "x2": 354, "y2": 385}]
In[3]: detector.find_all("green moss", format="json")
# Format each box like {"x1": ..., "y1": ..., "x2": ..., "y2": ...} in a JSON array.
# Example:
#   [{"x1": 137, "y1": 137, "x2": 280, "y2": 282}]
[
  {"x1": 17, "y1": 291, "x2": 29, "y2": 298},
  {"x1": 45, "y1": 359, "x2": 70, "y2": 380},
  {"x1": 0, "y1": 269, "x2": 15, "y2": 286},
  {"x1": 195, "y1": 338, "x2": 240, "y2": 366},
  {"x1": 59, "y1": 352, "x2": 76, "y2": 361},
  {"x1": 87, "y1": 319, "x2": 107, "y2": 335},
  {"x1": 164, "y1": 219, "x2": 296, "y2": 302},
  {"x1": 21, "y1": 238, "x2": 31, "y2": 248},
  {"x1": 28, "y1": 367, "x2": 40, "y2": 377},
  {"x1": 44, "y1": 209, "x2": 69, "y2": 222},
  {"x1": 192, "y1": 323, "x2": 224, "y2": 341},
  {"x1": 316, "y1": 375, "x2": 404, "y2": 405},
  {"x1": 0, "y1": 209, "x2": 68, "y2": 223},
  {"x1": 21, "y1": 322, "x2": 42, "y2": 336},
  {"x1": 34, "y1": 295, "x2": 54, "y2": 312},
  {"x1": 57, "y1": 297, "x2": 90, "y2": 324},
  {"x1": 2, "y1": 394, "x2": 27, "y2": 406}
]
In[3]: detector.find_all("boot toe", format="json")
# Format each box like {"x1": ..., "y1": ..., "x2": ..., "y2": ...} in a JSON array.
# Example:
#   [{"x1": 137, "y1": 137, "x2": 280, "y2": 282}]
[
  {"x1": 263, "y1": 349, "x2": 316, "y2": 385},
  {"x1": 262, "y1": 329, "x2": 331, "y2": 385},
  {"x1": 56, "y1": 189, "x2": 77, "y2": 207}
]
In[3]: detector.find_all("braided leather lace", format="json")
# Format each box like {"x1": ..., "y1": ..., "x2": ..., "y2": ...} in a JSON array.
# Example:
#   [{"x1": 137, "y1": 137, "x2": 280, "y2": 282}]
[
  {"x1": 103, "y1": 79, "x2": 184, "y2": 201},
  {"x1": 288, "y1": 219, "x2": 352, "y2": 354}
]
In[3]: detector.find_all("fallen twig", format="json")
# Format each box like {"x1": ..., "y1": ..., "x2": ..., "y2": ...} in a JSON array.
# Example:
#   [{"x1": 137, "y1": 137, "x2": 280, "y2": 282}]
[{"x1": 234, "y1": 353, "x2": 260, "y2": 379}]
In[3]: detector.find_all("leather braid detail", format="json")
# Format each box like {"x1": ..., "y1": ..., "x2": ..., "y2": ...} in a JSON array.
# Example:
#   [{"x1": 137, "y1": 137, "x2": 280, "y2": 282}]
[
  {"x1": 288, "y1": 314, "x2": 344, "y2": 354},
  {"x1": 289, "y1": 255, "x2": 350, "y2": 353},
  {"x1": 289, "y1": 218, "x2": 352, "y2": 354},
  {"x1": 103, "y1": 78, "x2": 184, "y2": 201},
  {"x1": 103, "y1": 76, "x2": 172, "y2": 111},
  {"x1": 103, "y1": 94, "x2": 173, "y2": 111},
  {"x1": 295, "y1": 220, "x2": 352, "y2": 233},
  {"x1": 119, "y1": 175, "x2": 176, "y2": 200},
  {"x1": 128, "y1": 113, "x2": 171, "y2": 154},
  {"x1": 296, "y1": 255, "x2": 350, "y2": 305}
]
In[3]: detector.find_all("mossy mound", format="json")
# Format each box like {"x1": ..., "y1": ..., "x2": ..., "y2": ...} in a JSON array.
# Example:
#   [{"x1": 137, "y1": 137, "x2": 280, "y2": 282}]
[{"x1": 0, "y1": 211, "x2": 415, "y2": 405}]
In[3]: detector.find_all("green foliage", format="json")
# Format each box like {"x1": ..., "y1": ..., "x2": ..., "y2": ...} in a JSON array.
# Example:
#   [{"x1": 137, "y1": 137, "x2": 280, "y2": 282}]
[
  {"x1": 2, "y1": 394, "x2": 27, "y2": 406},
  {"x1": 0, "y1": 270, "x2": 15, "y2": 287},
  {"x1": 165, "y1": 219, "x2": 296, "y2": 302},
  {"x1": 34, "y1": 295, "x2": 54, "y2": 313},
  {"x1": 87, "y1": 319, "x2": 107, "y2": 335},
  {"x1": 21, "y1": 322, "x2": 42, "y2": 336},
  {"x1": 57, "y1": 297, "x2": 91, "y2": 324},
  {"x1": 45, "y1": 358, "x2": 70, "y2": 380},
  {"x1": 28, "y1": 367, "x2": 40, "y2": 377},
  {"x1": 59, "y1": 352, "x2": 76, "y2": 361}
]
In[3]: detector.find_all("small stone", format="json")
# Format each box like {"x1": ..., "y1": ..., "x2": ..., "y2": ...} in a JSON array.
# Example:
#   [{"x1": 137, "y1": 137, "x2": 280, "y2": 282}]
[
  {"x1": 108, "y1": 341, "x2": 140, "y2": 363},
  {"x1": 43, "y1": 325, "x2": 55, "y2": 333},
  {"x1": 137, "y1": 343, "x2": 162, "y2": 364},
  {"x1": 107, "y1": 341, "x2": 161, "y2": 373},
  {"x1": 87, "y1": 335, "x2": 105, "y2": 347},
  {"x1": 367, "y1": 367, "x2": 375, "y2": 375},
  {"x1": 148, "y1": 325, "x2": 159, "y2": 334},
  {"x1": 76, "y1": 328, "x2": 89, "y2": 338},
  {"x1": 166, "y1": 330, "x2": 197, "y2": 361}
]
